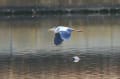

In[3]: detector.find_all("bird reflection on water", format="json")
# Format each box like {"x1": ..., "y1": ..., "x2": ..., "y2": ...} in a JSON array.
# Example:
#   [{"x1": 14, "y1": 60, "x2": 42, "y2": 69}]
[
  {"x1": 72, "y1": 56, "x2": 80, "y2": 63},
  {"x1": 0, "y1": 49, "x2": 120, "y2": 79}
]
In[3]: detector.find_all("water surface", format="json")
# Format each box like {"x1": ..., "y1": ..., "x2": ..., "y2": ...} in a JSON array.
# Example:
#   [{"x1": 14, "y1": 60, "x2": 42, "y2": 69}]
[{"x1": 0, "y1": 16, "x2": 120, "y2": 79}]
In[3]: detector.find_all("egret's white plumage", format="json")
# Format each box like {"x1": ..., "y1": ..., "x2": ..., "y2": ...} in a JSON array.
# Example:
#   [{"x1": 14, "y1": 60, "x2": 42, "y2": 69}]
[
  {"x1": 49, "y1": 26, "x2": 82, "y2": 45},
  {"x1": 54, "y1": 26, "x2": 73, "y2": 33}
]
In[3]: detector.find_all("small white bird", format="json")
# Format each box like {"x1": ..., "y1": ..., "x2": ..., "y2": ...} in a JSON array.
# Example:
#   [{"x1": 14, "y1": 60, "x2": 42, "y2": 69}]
[{"x1": 49, "y1": 26, "x2": 82, "y2": 45}]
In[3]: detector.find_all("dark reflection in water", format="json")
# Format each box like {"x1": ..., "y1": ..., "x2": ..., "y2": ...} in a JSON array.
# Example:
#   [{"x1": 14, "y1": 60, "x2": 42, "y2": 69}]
[{"x1": 0, "y1": 16, "x2": 120, "y2": 79}]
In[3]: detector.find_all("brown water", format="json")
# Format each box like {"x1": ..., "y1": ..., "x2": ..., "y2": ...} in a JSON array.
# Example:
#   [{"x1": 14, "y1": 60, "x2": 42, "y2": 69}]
[{"x1": 0, "y1": 16, "x2": 120, "y2": 79}]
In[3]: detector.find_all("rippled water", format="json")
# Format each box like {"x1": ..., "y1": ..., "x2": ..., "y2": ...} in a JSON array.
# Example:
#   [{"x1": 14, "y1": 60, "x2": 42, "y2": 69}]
[{"x1": 0, "y1": 16, "x2": 120, "y2": 79}]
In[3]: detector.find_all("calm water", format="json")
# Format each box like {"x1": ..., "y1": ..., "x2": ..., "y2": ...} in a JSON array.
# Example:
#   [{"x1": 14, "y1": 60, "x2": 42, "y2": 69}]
[{"x1": 0, "y1": 16, "x2": 120, "y2": 79}]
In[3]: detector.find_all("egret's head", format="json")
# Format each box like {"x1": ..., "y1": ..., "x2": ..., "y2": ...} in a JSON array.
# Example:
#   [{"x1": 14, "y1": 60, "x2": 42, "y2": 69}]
[{"x1": 48, "y1": 27, "x2": 56, "y2": 32}]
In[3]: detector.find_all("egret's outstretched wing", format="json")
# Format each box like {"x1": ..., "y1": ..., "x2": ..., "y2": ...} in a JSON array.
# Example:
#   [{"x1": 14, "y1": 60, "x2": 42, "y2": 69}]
[
  {"x1": 59, "y1": 29, "x2": 72, "y2": 40},
  {"x1": 54, "y1": 33, "x2": 63, "y2": 45}
]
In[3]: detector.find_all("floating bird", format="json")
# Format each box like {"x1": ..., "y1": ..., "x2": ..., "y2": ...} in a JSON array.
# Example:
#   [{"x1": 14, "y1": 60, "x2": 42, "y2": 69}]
[{"x1": 49, "y1": 26, "x2": 82, "y2": 45}]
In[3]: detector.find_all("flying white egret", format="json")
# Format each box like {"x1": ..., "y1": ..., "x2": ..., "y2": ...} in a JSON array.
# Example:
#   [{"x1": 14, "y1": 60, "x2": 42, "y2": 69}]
[{"x1": 49, "y1": 26, "x2": 83, "y2": 45}]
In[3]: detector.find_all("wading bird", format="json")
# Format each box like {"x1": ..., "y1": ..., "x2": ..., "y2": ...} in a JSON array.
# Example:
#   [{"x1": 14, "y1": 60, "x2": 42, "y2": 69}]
[{"x1": 49, "y1": 26, "x2": 83, "y2": 46}]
